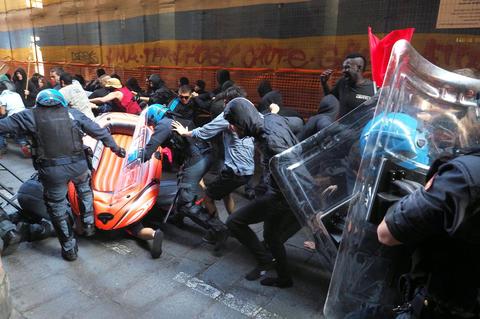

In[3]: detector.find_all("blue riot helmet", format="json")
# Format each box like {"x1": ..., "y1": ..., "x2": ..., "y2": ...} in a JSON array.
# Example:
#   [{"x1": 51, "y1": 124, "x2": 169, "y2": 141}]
[
  {"x1": 36, "y1": 89, "x2": 68, "y2": 107},
  {"x1": 360, "y1": 112, "x2": 430, "y2": 170},
  {"x1": 145, "y1": 104, "x2": 168, "y2": 126},
  {"x1": 145, "y1": 99, "x2": 180, "y2": 126}
]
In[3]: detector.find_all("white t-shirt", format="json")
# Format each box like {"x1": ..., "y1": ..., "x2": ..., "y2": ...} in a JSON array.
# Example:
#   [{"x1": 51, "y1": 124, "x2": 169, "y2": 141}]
[
  {"x1": 0, "y1": 90, "x2": 26, "y2": 115},
  {"x1": 60, "y1": 81, "x2": 95, "y2": 119}
]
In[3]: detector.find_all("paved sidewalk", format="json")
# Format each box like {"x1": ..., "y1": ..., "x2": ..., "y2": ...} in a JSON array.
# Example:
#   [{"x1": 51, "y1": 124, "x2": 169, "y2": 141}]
[{"x1": 0, "y1": 144, "x2": 330, "y2": 319}]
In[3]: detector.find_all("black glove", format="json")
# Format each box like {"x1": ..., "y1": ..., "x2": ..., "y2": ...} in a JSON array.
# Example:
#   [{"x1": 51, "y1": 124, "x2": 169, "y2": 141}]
[{"x1": 111, "y1": 146, "x2": 126, "y2": 158}]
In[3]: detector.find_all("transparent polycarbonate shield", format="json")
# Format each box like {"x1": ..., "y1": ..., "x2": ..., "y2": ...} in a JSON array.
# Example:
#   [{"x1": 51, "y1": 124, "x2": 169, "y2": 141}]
[
  {"x1": 323, "y1": 40, "x2": 480, "y2": 318},
  {"x1": 270, "y1": 97, "x2": 377, "y2": 269},
  {"x1": 112, "y1": 109, "x2": 151, "y2": 203}
]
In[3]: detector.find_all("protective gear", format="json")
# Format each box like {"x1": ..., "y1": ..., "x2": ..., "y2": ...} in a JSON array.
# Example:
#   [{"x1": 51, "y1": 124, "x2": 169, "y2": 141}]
[
  {"x1": 36, "y1": 89, "x2": 68, "y2": 107},
  {"x1": 145, "y1": 101, "x2": 179, "y2": 126},
  {"x1": 360, "y1": 112, "x2": 430, "y2": 170},
  {"x1": 50, "y1": 213, "x2": 77, "y2": 261},
  {"x1": 32, "y1": 106, "x2": 84, "y2": 167}
]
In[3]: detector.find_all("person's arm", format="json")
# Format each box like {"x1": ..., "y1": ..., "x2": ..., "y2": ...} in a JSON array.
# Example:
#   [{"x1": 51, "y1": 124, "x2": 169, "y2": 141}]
[
  {"x1": 89, "y1": 91, "x2": 122, "y2": 104},
  {"x1": 143, "y1": 119, "x2": 173, "y2": 160},
  {"x1": 378, "y1": 163, "x2": 469, "y2": 246},
  {"x1": 320, "y1": 69, "x2": 333, "y2": 96},
  {"x1": 0, "y1": 110, "x2": 32, "y2": 134},
  {"x1": 190, "y1": 112, "x2": 228, "y2": 140},
  {"x1": 71, "y1": 109, "x2": 118, "y2": 149}
]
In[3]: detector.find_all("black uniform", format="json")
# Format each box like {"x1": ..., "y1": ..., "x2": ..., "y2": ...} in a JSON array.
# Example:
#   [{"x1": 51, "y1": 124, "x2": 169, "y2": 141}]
[
  {"x1": 0, "y1": 107, "x2": 121, "y2": 258},
  {"x1": 224, "y1": 99, "x2": 300, "y2": 286},
  {"x1": 385, "y1": 154, "x2": 480, "y2": 318},
  {"x1": 143, "y1": 114, "x2": 227, "y2": 242}
]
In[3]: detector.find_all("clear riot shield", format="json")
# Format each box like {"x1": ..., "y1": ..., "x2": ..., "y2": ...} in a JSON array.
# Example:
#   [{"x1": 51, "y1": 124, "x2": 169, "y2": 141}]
[
  {"x1": 322, "y1": 40, "x2": 480, "y2": 318},
  {"x1": 270, "y1": 96, "x2": 378, "y2": 269},
  {"x1": 111, "y1": 109, "x2": 151, "y2": 203}
]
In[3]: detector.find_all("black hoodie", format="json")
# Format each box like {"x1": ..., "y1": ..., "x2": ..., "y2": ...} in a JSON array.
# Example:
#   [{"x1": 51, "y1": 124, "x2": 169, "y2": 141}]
[
  {"x1": 148, "y1": 74, "x2": 174, "y2": 105},
  {"x1": 298, "y1": 94, "x2": 339, "y2": 141},
  {"x1": 224, "y1": 97, "x2": 298, "y2": 192},
  {"x1": 13, "y1": 68, "x2": 36, "y2": 107}
]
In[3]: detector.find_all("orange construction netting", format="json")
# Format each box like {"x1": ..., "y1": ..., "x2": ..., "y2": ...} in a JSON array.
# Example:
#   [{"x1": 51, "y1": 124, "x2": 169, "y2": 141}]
[{"x1": 3, "y1": 61, "x2": 361, "y2": 118}]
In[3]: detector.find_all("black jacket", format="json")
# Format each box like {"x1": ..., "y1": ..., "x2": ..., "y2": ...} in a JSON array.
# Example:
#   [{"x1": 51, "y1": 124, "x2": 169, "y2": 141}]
[
  {"x1": 224, "y1": 97, "x2": 298, "y2": 193},
  {"x1": 298, "y1": 94, "x2": 339, "y2": 141}
]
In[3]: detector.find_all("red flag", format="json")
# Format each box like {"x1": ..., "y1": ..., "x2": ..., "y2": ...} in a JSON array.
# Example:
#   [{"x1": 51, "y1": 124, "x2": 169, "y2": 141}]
[{"x1": 368, "y1": 27, "x2": 415, "y2": 87}]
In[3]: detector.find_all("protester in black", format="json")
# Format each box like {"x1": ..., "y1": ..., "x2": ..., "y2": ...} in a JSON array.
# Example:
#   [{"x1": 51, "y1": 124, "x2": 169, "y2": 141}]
[
  {"x1": 298, "y1": 94, "x2": 339, "y2": 141},
  {"x1": 320, "y1": 53, "x2": 375, "y2": 118},
  {"x1": 224, "y1": 98, "x2": 300, "y2": 288}
]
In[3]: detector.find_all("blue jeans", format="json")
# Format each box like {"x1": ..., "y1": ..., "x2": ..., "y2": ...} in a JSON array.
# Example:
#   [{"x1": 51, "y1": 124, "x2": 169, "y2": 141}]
[{"x1": 177, "y1": 151, "x2": 213, "y2": 208}]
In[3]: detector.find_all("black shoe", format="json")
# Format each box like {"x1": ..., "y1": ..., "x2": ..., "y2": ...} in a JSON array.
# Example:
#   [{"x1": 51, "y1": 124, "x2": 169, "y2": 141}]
[
  {"x1": 214, "y1": 229, "x2": 229, "y2": 252},
  {"x1": 168, "y1": 213, "x2": 185, "y2": 228},
  {"x1": 260, "y1": 276, "x2": 293, "y2": 288},
  {"x1": 151, "y1": 229, "x2": 163, "y2": 259},
  {"x1": 2, "y1": 230, "x2": 21, "y2": 256},
  {"x1": 83, "y1": 224, "x2": 96, "y2": 237},
  {"x1": 62, "y1": 243, "x2": 78, "y2": 262},
  {"x1": 245, "y1": 262, "x2": 275, "y2": 281},
  {"x1": 202, "y1": 230, "x2": 217, "y2": 245}
]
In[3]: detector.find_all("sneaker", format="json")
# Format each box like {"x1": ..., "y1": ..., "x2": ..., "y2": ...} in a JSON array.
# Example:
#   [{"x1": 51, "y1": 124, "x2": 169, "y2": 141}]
[
  {"x1": 20, "y1": 144, "x2": 31, "y2": 158},
  {"x1": 151, "y1": 229, "x2": 163, "y2": 259},
  {"x1": 245, "y1": 262, "x2": 275, "y2": 281},
  {"x1": 202, "y1": 230, "x2": 217, "y2": 245},
  {"x1": 260, "y1": 276, "x2": 293, "y2": 288},
  {"x1": 62, "y1": 243, "x2": 78, "y2": 262},
  {"x1": 214, "y1": 229, "x2": 229, "y2": 252}
]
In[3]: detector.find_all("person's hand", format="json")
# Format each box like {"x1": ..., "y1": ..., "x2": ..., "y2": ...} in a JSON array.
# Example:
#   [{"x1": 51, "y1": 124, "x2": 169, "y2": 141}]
[
  {"x1": 320, "y1": 69, "x2": 333, "y2": 84},
  {"x1": 131, "y1": 91, "x2": 138, "y2": 96},
  {"x1": 269, "y1": 103, "x2": 280, "y2": 114},
  {"x1": 171, "y1": 120, "x2": 190, "y2": 136},
  {"x1": 24, "y1": 90, "x2": 29, "y2": 96},
  {"x1": 89, "y1": 102, "x2": 98, "y2": 109},
  {"x1": 191, "y1": 92, "x2": 198, "y2": 97},
  {"x1": 111, "y1": 146, "x2": 126, "y2": 158}
]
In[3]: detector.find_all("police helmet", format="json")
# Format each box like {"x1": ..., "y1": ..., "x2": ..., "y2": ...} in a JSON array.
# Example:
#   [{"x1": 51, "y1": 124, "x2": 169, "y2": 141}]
[
  {"x1": 360, "y1": 112, "x2": 430, "y2": 170},
  {"x1": 145, "y1": 104, "x2": 169, "y2": 126},
  {"x1": 36, "y1": 89, "x2": 68, "y2": 107}
]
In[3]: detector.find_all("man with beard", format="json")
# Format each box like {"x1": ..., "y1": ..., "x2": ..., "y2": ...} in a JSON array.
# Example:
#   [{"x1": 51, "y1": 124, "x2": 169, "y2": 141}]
[
  {"x1": 320, "y1": 53, "x2": 375, "y2": 118},
  {"x1": 224, "y1": 98, "x2": 300, "y2": 288}
]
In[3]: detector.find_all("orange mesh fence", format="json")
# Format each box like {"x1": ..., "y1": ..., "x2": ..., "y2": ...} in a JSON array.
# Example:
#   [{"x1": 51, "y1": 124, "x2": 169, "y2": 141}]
[{"x1": 3, "y1": 61, "x2": 357, "y2": 118}]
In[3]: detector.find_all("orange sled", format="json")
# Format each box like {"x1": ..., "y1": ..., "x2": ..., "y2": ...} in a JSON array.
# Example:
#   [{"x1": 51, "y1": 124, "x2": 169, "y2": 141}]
[{"x1": 67, "y1": 111, "x2": 163, "y2": 230}]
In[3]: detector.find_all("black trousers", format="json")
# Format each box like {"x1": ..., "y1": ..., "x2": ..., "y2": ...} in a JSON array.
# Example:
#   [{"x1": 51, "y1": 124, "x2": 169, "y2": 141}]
[{"x1": 226, "y1": 191, "x2": 300, "y2": 278}]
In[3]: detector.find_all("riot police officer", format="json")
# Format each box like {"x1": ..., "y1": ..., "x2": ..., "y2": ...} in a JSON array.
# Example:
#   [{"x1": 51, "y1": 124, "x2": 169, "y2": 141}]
[
  {"x1": 0, "y1": 89, "x2": 125, "y2": 261},
  {"x1": 377, "y1": 152, "x2": 480, "y2": 318}
]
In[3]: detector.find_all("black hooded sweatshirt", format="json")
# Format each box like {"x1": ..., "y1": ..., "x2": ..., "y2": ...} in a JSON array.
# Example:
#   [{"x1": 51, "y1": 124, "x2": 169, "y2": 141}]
[
  {"x1": 13, "y1": 67, "x2": 35, "y2": 107},
  {"x1": 298, "y1": 94, "x2": 339, "y2": 141},
  {"x1": 224, "y1": 98, "x2": 298, "y2": 193},
  {"x1": 148, "y1": 74, "x2": 174, "y2": 105}
]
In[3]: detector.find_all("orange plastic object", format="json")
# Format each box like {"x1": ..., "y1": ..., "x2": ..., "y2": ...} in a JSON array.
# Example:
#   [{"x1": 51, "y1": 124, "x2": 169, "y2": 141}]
[{"x1": 67, "y1": 112, "x2": 163, "y2": 230}]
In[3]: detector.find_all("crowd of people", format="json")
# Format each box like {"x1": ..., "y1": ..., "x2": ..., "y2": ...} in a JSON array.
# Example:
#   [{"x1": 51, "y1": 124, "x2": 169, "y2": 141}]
[{"x1": 0, "y1": 53, "x2": 479, "y2": 318}]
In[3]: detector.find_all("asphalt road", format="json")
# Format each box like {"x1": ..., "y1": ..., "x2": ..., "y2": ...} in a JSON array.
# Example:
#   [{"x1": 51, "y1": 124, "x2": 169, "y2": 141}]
[{"x1": 0, "y1": 143, "x2": 330, "y2": 319}]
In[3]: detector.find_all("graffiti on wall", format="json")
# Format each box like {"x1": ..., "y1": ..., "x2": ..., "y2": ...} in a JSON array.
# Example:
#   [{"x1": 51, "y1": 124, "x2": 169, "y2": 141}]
[
  {"x1": 100, "y1": 34, "x2": 480, "y2": 70},
  {"x1": 71, "y1": 50, "x2": 99, "y2": 64}
]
